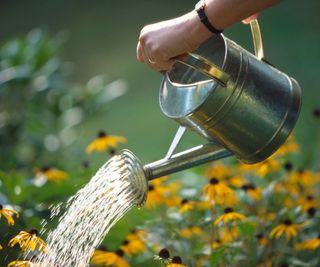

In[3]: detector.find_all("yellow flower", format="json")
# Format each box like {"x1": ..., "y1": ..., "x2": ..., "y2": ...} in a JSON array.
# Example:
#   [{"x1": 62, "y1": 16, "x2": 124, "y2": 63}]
[
  {"x1": 166, "y1": 256, "x2": 186, "y2": 267},
  {"x1": 35, "y1": 166, "x2": 68, "y2": 182},
  {"x1": 120, "y1": 238, "x2": 145, "y2": 256},
  {"x1": 8, "y1": 229, "x2": 46, "y2": 252},
  {"x1": 91, "y1": 249, "x2": 129, "y2": 267},
  {"x1": 241, "y1": 184, "x2": 262, "y2": 201},
  {"x1": 270, "y1": 219, "x2": 302, "y2": 240},
  {"x1": 179, "y1": 226, "x2": 203, "y2": 238},
  {"x1": 211, "y1": 239, "x2": 223, "y2": 249},
  {"x1": 0, "y1": 243, "x2": 2, "y2": 250},
  {"x1": 227, "y1": 175, "x2": 246, "y2": 187},
  {"x1": 203, "y1": 178, "x2": 237, "y2": 206},
  {"x1": 205, "y1": 162, "x2": 231, "y2": 180},
  {"x1": 86, "y1": 130, "x2": 127, "y2": 154},
  {"x1": 0, "y1": 204, "x2": 19, "y2": 225},
  {"x1": 274, "y1": 135, "x2": 299, "y2": 157},
  {"x1": 297, "y1": 195, "x2": 319, "y2": 211},
  {"x1": 179, "y1": 199, "x2": 197, "y2": 213},
  {"x1": 296, "y1": 235, "x2": 320, "y2": 250},
  {"x1": 7, "y1": 261, "x2": 32, "y2": 267},
  {"x1": 219, "y1": 227, "x2": 239, "y2": 243},
  {"x1": 214, "y1": 207, "x2": 246, "y2": 225},
  {"x1": 239, "y1": 157, "x2": 280, "y2": 177},
  {"x1": 145, "y1": 176, "x2": 180, "y2": 208},
  {"x1": 126, "y1": 229, "x2": 146, "y2": 242},
  {"x1": 289, "y1": 170, "x2": 320, "y2": 187},
  {"x1": 256, "y1": 233, "x2": 269, "y2": 247}
]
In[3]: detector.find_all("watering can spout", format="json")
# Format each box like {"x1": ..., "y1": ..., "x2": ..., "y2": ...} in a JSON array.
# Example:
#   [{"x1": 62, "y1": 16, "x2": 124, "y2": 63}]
[{"x1": 143, "y1": 143, "x2": 232, "y2": 181}]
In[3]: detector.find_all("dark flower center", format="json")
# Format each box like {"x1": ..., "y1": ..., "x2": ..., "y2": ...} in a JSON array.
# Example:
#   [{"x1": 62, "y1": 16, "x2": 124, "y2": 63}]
[
  {"x1": 98, "y1": 245, "x2": 108, "y2": 251},
  {"x1": 283, "y1": 162, "x2": 293, "y2": 172},
  {"x1": 97, "y1": 130, "x2": 107, "y2": 138},
  {"x1": 122, "y1": 240, "x2": 129, "y2": 246},
  {"x1": 148, "y1": 185, "x2": 154, "y2": 191},
  {"x1": 172, "y1": 256, "x2": 182, "y2": 264},
  {"x1": 241, "y1": 184, "x2": 255, "y2": 191},
  {"x1": 0, "y1": 204, "x2": 3, "y2": 210},
  {"x1": 41, "y1": 165, "x2": 51, "y2": 172},
  {"x1": 313, "y1": 108, "x2": 320, "y2": 118},
  {"x1": 256, "y1": 233, "x2": 264, "y2": 239},
  {"x1": 210, "y1": 178, "x2": 219, "y2": 185},
  {"x1": 307, "y1": 207, "x2": 316, "y2": 217},
  {"x1": 283, "y1": 219, "x2": 292, "y2": 226},
  {"x1": 130, "y1": 228, "x2": 137, "y2": 234},
  {"x1": 82, "y1": 160, "x2": 90, "y2": 169},
  {"x1": 158, "y1": 248, "x2": 170, "y2": 259},
  {"x1": 306, "y1": 195, "x2": 314, "y2": 201},
  {"x1": 181, "y1": 199, "x2": 189, "y2": 205},
  {"x1": 224, "y1": 207, "x2": 233, "y2": 213},
  {"x1": 109, "y1": 149, "x2": 116, "y2": 156},
  {"x1": 29, "y1": 229, "x2": 39, "y2": 236},
  {"x1": 115, "y1": 249, "x2": 124, "y2": 257}
]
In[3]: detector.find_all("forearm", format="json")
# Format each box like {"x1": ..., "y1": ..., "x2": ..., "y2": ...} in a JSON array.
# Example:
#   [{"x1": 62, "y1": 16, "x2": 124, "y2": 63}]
[{"x1": 204, "y1": 0, "x2": 282, "y2": 29}]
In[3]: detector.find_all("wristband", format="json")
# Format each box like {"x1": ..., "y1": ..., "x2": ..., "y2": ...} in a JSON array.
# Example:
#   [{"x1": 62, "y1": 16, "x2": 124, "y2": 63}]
[{"x1": 195, "y1": 1, "x2": 223, "y2": 34}]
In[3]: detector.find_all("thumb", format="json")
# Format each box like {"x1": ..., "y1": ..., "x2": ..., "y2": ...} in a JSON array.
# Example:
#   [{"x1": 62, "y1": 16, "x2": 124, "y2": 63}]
[{"x1": 242, "y1": 13, "x2": 260, "y2": 24}]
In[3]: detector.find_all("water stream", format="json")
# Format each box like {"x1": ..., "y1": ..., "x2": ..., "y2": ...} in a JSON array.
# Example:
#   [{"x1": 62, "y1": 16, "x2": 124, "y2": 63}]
[{"x1": 32, "y1": 151, "x2": 147, "y2": 267}]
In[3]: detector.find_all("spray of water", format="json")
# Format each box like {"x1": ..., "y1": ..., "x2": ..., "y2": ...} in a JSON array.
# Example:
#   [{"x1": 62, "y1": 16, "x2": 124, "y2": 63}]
[{"x1": 33, "y1": 150, "x2": 147, "y2": 267}]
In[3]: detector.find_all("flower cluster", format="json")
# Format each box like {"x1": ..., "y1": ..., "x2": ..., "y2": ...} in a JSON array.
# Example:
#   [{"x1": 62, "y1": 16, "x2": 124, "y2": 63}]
[{"x1": 87, "y1": 135, "x2": 319, "y2": 266}]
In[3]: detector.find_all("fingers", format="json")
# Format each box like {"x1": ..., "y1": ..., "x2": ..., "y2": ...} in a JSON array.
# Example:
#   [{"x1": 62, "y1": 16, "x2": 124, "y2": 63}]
[
  {"x1": 137, "y1": 41, "x2": 174, "y2": 72},
  {"x1": 242, "y1": 13, "x2": 260, "y2": 24},
  {"x1": 136, "y1": 42, "x2": 144, "y2": 62}
]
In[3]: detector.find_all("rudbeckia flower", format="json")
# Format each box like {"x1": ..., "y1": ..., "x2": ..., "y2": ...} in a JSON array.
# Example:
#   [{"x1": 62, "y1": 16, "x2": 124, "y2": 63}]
[
  {"x1": 269, "y1": 219, "x2": 302, "y2": 240},
  {"x1": 256, "y1": 233, "x2": 269, "y2": 246},
  {"x1": 214, "y1": 207, "x2": 246, "y2": 225},
  {"x1": 86, "y1": 130, "x2": 127, "y2": 154},
  {"x1": 203, "y1": 178, "x2": 237, "y2": 206},
  {"x1": 126, "y1": 229, "x2": 147, "y2": 242},
  {"x1": 91, "y1": 249, "x2": 129, "y2": 267},
  {"x1": 205, "y1": 162, "x2": 231, "y2": 180},
  {"x1": 241, "y1": 184, "x2": 262, "y2": 201},
  {"x1": 239, "y1": 157, "x2": 280, "y2": 177},
  {"x1": 7, "y1": 261, "x2": 33, "y2": 267},
  {"x1": 296, "y1": 235, "x2": 320, "y2": 250},
  {"x1": 8, "y1": 229, "x2": 46, "y2": 252},
  {"x1": 166, "y1": 256, "x2": 186, "y2": 267},
  {"x1": 179, "y1": 199, "x2": 197, "y2": 213},
  {"x1": 179, "y1": 226, "x2": 203, "y2": 238},
  {"x1": 274, "y1": 135, "x2": 299, "y2": 157},
  {"x1": 145, "y1": 176, "x2": 180, "y2": 208},
  {"x1": 120, "y1": 238, "x2": 146, "y2": 256},
  {"x1": 297, "y1": 195, "x2": 319, "y2": 212},
  {"x1": 0, "y1": 243, "x2": 2, "y2": 250},
  {"x1": 0, "y1": 204, "x2": 19, "y2": 225},
  {"x1": 289, "y1": 170, "x2": 319, "y2": 187},
  {"x1": 35, "y1": 166, "x2": 68, "y2": 182}
]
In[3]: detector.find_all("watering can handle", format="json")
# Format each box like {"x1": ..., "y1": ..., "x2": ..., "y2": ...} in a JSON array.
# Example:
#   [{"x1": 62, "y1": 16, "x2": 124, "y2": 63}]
[{"x1": 174, "y1": 19, "x2": 264, "y2": 87}]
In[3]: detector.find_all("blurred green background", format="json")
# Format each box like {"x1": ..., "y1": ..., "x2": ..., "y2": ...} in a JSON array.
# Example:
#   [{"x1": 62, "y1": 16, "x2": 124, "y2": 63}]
[
  {"x1": 1, "y1": 0, "x2": 319, "y2": 164},
  {"x1": 0, "y1": 0, "x2": 319, "y2": 265}
]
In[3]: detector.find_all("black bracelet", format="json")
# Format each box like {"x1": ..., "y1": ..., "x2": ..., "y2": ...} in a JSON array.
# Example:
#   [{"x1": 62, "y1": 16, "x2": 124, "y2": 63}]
[{"x1": 195, "y1": 1, "x2": 223, "y2": 35}]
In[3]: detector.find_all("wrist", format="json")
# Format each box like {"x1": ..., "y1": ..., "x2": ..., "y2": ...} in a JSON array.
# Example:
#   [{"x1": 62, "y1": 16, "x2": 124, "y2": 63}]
[{"x1": 182, "y1": 10, "x2": 213, "y2": 50}]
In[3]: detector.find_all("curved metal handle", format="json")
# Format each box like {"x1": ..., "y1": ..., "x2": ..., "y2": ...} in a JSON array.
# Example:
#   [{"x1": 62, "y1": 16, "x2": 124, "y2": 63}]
[
  {"x1": 249, "y1": 19, "x2": 264, "y2": 60},
  {"x1": 173, "y1": 19, "x2": 265, "y2": 87},
  {"x1": 175, "y1": 53, "x2": 229, "y2": 87}
]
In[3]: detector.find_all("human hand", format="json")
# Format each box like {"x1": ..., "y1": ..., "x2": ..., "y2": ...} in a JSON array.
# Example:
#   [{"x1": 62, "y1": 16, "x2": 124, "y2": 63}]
[{"x1": 137, "y1": 11, "x2": 211, "y2": 72}]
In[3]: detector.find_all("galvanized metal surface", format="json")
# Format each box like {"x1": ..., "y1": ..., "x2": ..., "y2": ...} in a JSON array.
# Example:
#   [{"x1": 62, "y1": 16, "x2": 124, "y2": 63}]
[{"x1": 160, "y1": 25, "x2": 301, "y2": 164}]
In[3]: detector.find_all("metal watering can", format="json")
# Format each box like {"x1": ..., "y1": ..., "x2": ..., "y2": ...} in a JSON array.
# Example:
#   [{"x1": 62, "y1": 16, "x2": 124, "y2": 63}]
[{"x1": 122, "y1": 20, "x2": 302, "y2": 204}]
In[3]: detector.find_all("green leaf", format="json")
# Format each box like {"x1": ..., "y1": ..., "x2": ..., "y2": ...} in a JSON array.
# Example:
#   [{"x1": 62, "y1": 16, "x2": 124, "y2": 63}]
[{"x1": 209, "y1": 247, "x2": 226, "y2": 267}]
